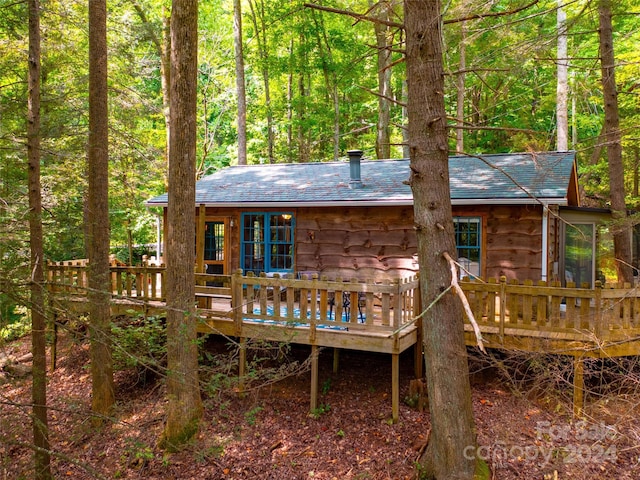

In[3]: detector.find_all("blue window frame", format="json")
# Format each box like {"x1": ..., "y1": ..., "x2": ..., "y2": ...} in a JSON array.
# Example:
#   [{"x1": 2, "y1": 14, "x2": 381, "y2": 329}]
[
  {"x1": 454, "y1": 216, "x2": 481, "y2": 278},
  {"x1": 241, "y1": 213, "x2": 294, "y2": 275}
]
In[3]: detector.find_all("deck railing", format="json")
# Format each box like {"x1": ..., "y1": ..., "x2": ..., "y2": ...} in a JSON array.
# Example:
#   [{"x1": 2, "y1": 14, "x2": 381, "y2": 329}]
[
  {"x1": 45, "y1": 263, "x2": 421, "y2": 337},
  {"x1": 229, "y1": 271, "x2": 420, "y2": 336},
  {"x1": 47, "y1": 262, "x2": 640, "y2": 344},
  {"x1": 460, "y1": 276, "x2": 640, "y2": 342}
]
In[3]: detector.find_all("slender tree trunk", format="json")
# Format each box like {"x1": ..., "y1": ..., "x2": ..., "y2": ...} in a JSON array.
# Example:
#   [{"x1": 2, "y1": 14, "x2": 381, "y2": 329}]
[
  {"x1": 160, "y1": 0, "x2": 203, "y2": 450},
  {"x1": 312, "y1": 11, "x2": 340, "y2": 161},
  {"x1": 373, "y1": 1, "x2": 392, "y2": 159},
  {"x1": 598, "y1": 0, "x2": 633, "y2": 283},
  {"x1": 88, "y1": 0, "x2": 115, "y2": 424},
  {"x1": 162, "y1": 8, "x2": 171, "y2": 180},
  {"x1": 405, "y1": 1, "x2": 477, "y2": 478},
  {"x1": 456, "y1": 20, "x2": 466, "y2": 153},
  {"x1": 132, "y1": 1, "x2": 171, "y2": 182},
  {"x1": 233, "y1": 0, "x2": 247, "y2": 165},
  {"x1": 28, "y1": 0, "x2": 52, "y2": 477},
  {"x1": 297, "y1": 66, "x2": 310, "y2": 162},
  {"x1": 401, "y1": 80, "x2": 409, "y2": 158},
  {"x1": 248, "y1": 0, "x2": 275, "y2": 163},
  {"x1": 287, "y1": 36, "x2": 294, "y2": 162},
  {"x1": 557, "y1": 0, "x2": 569, "y2": 151}
]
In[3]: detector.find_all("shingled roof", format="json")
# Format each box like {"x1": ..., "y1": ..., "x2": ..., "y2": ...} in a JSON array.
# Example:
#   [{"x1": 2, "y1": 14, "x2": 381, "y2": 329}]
[{"x1": 146, "y1": 151, "x2": 579, "y2": 208}]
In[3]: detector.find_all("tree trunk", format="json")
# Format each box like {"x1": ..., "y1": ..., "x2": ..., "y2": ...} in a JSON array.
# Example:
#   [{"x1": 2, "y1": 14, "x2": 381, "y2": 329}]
[
  {"x1": 162, "y1": 7, "x2": 171, "y2": 181},
  {"x1": 132, "y1": 1, "x2": 171, "y2": 183},
  {"x1": 311, "y1": 11, "x2": 340, "y2": 161},
  {"x1": 233, "y1": 0, "x2": 247, "y2": 165},
  {"x1": 598, "y1": 0, "x2": 633, "y2": 283},
  {"x1": 248, "y1": 0, "x2": 275, "y2": 164},
  {"x1": 87, "y1": 0, "x2": 115, "y2": 424},
  {"x1": 160, "y1": 0, "x2": 203, "y2": 451},
  {"x1": 373, "y1": 1, "x2": 392, "y2": 159},
  {"x1": 27, "y1": 0, "x2": 52, "y2": 476},
  {"x1": 405, "y1": 1, "x2": 477, "y2": 478},
  {"x1": 455, "y1": 20, "x2": 466, "y2": 154},
  {"x1": 401, "y1": 80, "x2": 409, "y2": 158},
  {"x1": 556, "y1": 0, "x2": 569, "y2": 151}
]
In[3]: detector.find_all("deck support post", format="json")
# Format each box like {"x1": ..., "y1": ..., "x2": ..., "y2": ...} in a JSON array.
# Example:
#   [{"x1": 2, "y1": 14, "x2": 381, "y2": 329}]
[
  {"x1": 310, "y1": 345, "x2": 319, "y2": 412},
  {"x1": 50, "y1": 314, "x2": 58, "y2": 372},
  {"x1": 573, "y1": 356, "x2": 584, "y2": 417},
  {"x1": 414, "y1": 339, "x2": 423, "y2": 380},
  {"x1": 392, "y1": 352, "x2": 399, "y2": 423},
  {"x1": 333, "y1": 348, "x2": 340, "y2": 374},
  {"x1": 238, "y1": 337, "x2": 247, "y2": 397}
]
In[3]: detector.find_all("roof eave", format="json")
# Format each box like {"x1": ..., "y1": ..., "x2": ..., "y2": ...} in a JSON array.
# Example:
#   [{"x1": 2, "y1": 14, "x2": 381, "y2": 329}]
[{"x1": 146, "y1": 197, "x2": 567, "y2": 208}]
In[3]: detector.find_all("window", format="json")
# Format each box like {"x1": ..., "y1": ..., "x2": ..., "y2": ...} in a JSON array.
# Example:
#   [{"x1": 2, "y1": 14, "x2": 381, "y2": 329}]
[
  {"x1": 454, "y1": 217, "x2": 481, "y2": 279},
  {"x1": 241, "y1": 213, "x2": 294, "y2": 274}
]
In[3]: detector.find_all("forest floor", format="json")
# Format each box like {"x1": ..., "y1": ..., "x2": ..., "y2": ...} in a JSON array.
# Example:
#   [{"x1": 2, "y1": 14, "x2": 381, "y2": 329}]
[{"x1": 2, "y1": 330, "x2": 640, "y2": 480}]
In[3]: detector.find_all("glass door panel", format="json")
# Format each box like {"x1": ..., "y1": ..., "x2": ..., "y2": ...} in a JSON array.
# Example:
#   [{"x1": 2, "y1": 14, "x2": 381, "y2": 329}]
[{"x1": 564, "y1": 223, "x2": 594, "y2": 287}]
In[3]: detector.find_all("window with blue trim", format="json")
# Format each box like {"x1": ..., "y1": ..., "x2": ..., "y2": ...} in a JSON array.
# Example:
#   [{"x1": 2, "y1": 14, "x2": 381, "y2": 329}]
[
  {"x1": 241, "y1": 213, "x2": 294, "y2": 275},
  {"x1": 454, "y1": 216, "x2": 481, "y2": 279}
]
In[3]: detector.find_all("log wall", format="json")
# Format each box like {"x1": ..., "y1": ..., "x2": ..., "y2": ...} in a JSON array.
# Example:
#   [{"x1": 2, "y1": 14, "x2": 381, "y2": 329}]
[
  {"x1": 483, "y1": 205, "x2": 544, "y2": 281},
  {"x1": 296, "y1": 206, "x2": 417, "y2": 280},
  {"x1": 200, "y1": 204, "x2": 546, "y2": 282}
]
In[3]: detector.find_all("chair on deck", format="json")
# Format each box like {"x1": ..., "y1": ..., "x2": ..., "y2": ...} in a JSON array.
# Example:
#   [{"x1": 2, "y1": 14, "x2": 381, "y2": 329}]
[
  {"x1": 298, "y1": 271, "x2": 365, "y2": 323},
  {"x1": 328, "y1": 291, "x2": 364, "y2": 323}
]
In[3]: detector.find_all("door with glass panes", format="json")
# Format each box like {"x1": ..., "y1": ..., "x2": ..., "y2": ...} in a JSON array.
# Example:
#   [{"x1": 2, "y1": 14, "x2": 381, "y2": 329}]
[{"x1": 203, "y1": 219, "x2": 229, "y2": 276}]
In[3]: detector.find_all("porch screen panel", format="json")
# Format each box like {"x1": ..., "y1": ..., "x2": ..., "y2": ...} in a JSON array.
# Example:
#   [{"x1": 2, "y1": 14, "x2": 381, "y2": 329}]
[{"x1": 454, "y1": 217, "x2": 481, "y2": 279}]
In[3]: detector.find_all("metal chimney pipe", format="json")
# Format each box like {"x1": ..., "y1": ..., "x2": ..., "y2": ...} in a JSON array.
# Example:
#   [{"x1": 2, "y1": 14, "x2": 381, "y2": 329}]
[{"x1": 348, "y1": 149, "x2": 363, "y2": 189}]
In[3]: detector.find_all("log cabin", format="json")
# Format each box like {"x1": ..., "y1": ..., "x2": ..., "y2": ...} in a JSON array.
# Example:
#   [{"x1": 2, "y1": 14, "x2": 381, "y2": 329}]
[{"x1": 146, "y1": 150, "x2": 608, "y2": 287}]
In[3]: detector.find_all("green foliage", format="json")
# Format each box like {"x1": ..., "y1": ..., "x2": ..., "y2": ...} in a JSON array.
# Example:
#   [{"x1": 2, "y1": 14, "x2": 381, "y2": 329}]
[
  {"x1": 121, "y1": 437, "x2": 155, "y2": 470},
  {"x1": 321, "y1": 377, "x2": 332, "y2": 395},
  {"x1": 309, "y1": 403, "x2": 330, "y2": 419},
  {"x1": 0, "y1": 300, "x2": 30, "y2": 342},
  {"x1": 244, "y1": 405, "x2": 263, "y2": 426},
  {"x1": 111, "y1": 315, "x2": 166, "y2": 376}
]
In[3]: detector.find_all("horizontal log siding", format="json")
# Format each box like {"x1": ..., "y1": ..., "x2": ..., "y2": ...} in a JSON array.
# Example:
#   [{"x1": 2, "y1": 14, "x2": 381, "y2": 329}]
[
  {"x1": 484, "y1": 205, "x2": 544, "y2": 281},
  {"x1": 201, "y1": 204, "x2": 545, "y2": 282},
  {"x1": 296, "y1": 206, "x2": 417, "y2": 280}
]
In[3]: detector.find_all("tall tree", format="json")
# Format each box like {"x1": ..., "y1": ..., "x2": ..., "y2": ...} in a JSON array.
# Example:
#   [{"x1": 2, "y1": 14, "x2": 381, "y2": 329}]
[
  {"x1": 598, "y1": 0, "x2": 633, "y2": 283},
  {"x1": 87, "y1": 0, "x2": 115, "y2": 423},
  {"x1": 405, "y1": 0, "x2": 477, "y2": 478},
  {"x1": 132, "y1": 0, "x2": 172, "y2": 183},
  {"x1": 557, "y1": 0, "x2": 568, "y2": 151},
  {"x1": 233, "y1": 0, "x2": 247, "y2": 165},
  {"x1": 159, "y1": 0, "x2": 203, "y2": 450},
  {"x1": 27, "y1": 0, "x2": 52, "y2": 476},
  {"x1": 372, "y1": 0, "x2": 392, "y2": 159},
  {"x1": 247, "y1": 0, "x2": 275, "y2": 163},
  {"x1": 455, "y1": 19, "x2": 466, "y2": 153},
  {"x1": 311, "y1": 10, "x2": 340, "y2": 160}
]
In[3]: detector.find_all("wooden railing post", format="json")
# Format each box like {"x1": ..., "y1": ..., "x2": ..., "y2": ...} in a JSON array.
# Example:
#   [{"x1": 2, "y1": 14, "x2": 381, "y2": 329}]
[
  {"x1": 414, "y1": 274, "x2": 423, "y2": 380},
  {"x1": 392, "y1": 280, "x2": 402, "y2": 330},
  {"x1": 232, "y1": 269, "x2": 243, "y2": 336},
  {"x1": 499, "y1": 276, "x2": 507, "y2": 342},
  {"x1": 594, "y1": 280, "x2": 602, "y2": 338}
]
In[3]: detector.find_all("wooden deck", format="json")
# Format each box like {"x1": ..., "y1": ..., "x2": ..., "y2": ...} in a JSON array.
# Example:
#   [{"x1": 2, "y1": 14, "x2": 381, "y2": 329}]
[
  {"x1": 47, "y1": 263, "x2": 420, "y2": 421},
  {"x1": 47, "y1": 262, "x2": 640, "y2": 417},
  {"x1": 461, "y1": 277, "x2": 640, "y2": 357}
]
